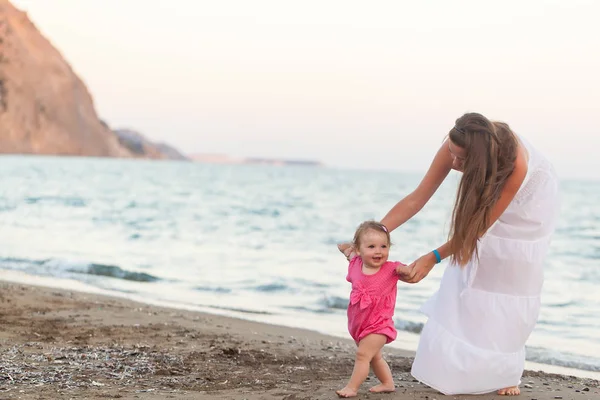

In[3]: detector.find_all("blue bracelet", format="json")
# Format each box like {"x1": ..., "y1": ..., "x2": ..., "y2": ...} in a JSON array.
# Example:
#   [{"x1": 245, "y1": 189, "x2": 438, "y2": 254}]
[{"x1": 432, "y1": 249, "x2": 442, "y2": 264}]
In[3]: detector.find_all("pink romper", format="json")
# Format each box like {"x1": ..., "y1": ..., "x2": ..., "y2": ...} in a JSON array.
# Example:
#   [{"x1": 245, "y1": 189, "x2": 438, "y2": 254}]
[{"x1": 346, "y1": 255, "x2": 402, "y2": 344}]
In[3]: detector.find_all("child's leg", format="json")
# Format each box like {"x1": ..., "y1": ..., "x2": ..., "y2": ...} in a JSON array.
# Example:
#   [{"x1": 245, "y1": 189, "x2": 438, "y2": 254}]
[
  {"x1": 336, "y1": 334, "x2": 387, "y2": 398},
  {"x1": 369, "y1": 349, "x2": 395, "y2": 393}
]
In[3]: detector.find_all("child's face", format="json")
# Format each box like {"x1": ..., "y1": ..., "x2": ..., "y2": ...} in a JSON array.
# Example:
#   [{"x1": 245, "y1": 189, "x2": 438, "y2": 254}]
[{"x1": 356, "y1": 229, "x2": 390, "y2": 268}]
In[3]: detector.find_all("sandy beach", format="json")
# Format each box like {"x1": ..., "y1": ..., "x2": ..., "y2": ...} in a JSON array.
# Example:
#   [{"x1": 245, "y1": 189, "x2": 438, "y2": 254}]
[{"x1": 0, "y1": 281, "x2": 598, "y2": 400}]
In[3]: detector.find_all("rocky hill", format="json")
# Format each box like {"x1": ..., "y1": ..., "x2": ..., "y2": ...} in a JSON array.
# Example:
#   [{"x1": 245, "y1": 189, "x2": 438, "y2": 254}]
[
  {"x1": 113, "y1": 129, "x2": 188, "y2": 161},
  {"x1": 0, "y1": 0, "x2": 186, "y2": 160}
]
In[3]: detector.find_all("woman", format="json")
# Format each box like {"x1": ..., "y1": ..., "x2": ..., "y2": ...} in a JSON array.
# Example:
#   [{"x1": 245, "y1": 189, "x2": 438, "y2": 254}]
[{"x1": 356, "y1": 113, "x2": 559, "y2": 395}]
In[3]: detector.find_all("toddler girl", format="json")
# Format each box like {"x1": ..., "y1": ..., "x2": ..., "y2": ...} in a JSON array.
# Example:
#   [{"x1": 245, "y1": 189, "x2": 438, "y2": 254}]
[{"x1": 336, "y1": 220, "x2": 406, "y2": 398}]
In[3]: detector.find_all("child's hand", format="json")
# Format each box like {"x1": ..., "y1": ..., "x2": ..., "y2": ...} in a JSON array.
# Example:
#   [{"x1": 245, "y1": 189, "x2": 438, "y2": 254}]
[
  {"x1": 396, "y1": 263, "x2": 412, "y2": 278},
  {"x1": 398, "y1": 253, "x2": 436, "y2": 283},
  {"x1": 337, "y1": 243, "x2": 356, "y2": 261}
]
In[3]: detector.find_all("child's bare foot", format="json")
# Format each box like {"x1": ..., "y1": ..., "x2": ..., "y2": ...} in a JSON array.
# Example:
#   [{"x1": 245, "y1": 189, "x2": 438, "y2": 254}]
[
  {"x1": 497, "y1": 386, "x2": 520, "y2": 396},
  {"x1": 336, "y1": 386, "x2": 358, "y2": 398},
  {"x1": 369, "y1": 383, "x2": 396, "y2": 393}
]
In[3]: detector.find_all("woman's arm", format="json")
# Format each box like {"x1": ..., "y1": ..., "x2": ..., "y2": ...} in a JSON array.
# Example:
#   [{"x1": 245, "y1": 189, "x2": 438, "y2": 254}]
[
  {"x1": 381, "y1": 140, "x2": 453, "y2": 232},
  {"x1": 340, "y1": 140, "x2": 454, "y2": 253},
  {"x1": 399, "y1": 144, "x2": 529, "y2": 283}
]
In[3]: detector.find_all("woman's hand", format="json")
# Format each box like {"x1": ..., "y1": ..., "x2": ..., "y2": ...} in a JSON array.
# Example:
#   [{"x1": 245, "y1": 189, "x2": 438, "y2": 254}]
[{"x1": 398, "y1": 252, "x2": 437, "y2": 283}]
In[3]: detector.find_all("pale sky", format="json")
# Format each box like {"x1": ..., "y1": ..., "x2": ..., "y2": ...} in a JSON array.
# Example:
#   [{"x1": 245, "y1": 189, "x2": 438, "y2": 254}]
[{"x1": 11, "y1": 0, "x2": 600, "y2": 179}]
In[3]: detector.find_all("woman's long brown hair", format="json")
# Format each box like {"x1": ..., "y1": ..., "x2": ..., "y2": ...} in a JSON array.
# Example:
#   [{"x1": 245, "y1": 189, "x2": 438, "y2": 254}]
[{"x1": 448, "y1": 113, "x2": 518, "y2": 266}]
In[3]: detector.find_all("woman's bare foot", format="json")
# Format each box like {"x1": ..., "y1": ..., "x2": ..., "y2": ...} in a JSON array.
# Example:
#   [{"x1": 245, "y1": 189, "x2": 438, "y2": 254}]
[
  {"x1": 369, "y1": 383, "x2": 396, "y2": 393},
  {"x1": 497, "y1": 386, "x2": 520, "y2": 396},
  {"x1": 336, "y1": 386, "x2": 358, "y2": 398}
]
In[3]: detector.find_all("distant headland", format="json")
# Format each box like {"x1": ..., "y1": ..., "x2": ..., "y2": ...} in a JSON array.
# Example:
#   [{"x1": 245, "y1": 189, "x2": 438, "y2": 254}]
[{"x1": 189, "y1": 153, "x2": 323, "y2": 167}]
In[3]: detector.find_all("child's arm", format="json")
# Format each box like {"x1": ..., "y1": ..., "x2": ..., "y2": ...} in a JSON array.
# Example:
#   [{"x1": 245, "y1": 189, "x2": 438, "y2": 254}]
[
  {"x1": 337, "y1": 243, "x2": 357, "y2": 261},
  {"x1": 395, "y1": 261, "x2": 409, "y2": 277}
]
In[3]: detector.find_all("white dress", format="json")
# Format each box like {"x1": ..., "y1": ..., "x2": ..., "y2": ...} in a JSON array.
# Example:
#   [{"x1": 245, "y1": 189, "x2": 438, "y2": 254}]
[{"x1": 411, "y1": 137, "x2": 560, "y2": 395}]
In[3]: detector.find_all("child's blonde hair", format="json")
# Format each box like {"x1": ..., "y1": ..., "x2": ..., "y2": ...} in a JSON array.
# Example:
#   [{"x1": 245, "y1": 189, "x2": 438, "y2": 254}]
[{"x1": 352, "y1": 221, "x2": 391, "y2": 248}]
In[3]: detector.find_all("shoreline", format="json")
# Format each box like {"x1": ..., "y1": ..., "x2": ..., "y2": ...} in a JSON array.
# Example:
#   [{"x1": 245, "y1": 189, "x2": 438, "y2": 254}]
[
  {"x1": 0, "y1": 279, "x2": 598, "y2": 399},
  {"x1": 1, "y1": 270, "x2": 599, "y2": 381}
]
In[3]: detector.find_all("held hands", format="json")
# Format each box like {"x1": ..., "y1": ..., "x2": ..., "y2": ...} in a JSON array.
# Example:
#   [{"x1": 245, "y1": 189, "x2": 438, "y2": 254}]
[
  {"x1": 396, "y1": 252, "x2": 437, "y2": 284},
  {"x1": 337, "y1": 243, "x2": 357, "y2": 260}
]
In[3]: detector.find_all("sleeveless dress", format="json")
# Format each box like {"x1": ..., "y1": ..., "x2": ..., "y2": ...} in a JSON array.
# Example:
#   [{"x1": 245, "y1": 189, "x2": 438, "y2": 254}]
[
  {"x1": 346, "y1": 256, "x2": 402, "y2": 344},
  {"x1": 411, "y1": 137, "x2": 560, "y2": 395}
]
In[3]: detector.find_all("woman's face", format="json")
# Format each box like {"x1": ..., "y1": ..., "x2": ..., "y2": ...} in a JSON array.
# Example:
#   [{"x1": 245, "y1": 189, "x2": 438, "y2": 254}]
[{"x1": 448, "y1": 140, "x2": 467, "y2": 171}]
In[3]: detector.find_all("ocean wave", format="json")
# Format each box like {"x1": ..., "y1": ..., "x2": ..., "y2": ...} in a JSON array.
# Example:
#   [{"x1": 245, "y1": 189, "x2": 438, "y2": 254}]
[
  {"x1": 322, "y1": 295, "x2": 348, "y2": 310},
  {"x1": 547, "y1": 300, "x2": 578, "y2": 308},
  {"x1": 84, "y1": 263, "x2": 159, "y2": 282},
  {"x1": 296, "y1": 278, "x2": 329, "y2": 289},
  {"x1": 282, "y1": 305, "x2": 334, "y2": 314},
  {"x1": 0, "y1": 257, "x2": 47, "y2": 268},
  {"x1": 526, "y1": 346, "x2": 600, "y2": 372},
  {"x1": 395, "y1": 319, "x2": 423, "y2": 334},
  {"x1": 253, "y1": 283, "x2": 290, "y2": 292},
  {"x1": 0, "y1": 203, "x2": 16, "y2": 212},
  {"x1": 205, "y1": 305, "x2": 273, "y2": 315},
  {"x1": 0, "y1": 257, "x2": 160, "y2": 283},
  {"x1": 23, "y1": 196, "x2": 86, "y2": 207},
  {"x1": 195, "y1": 285, "x2": 232, "y2": 293}
]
